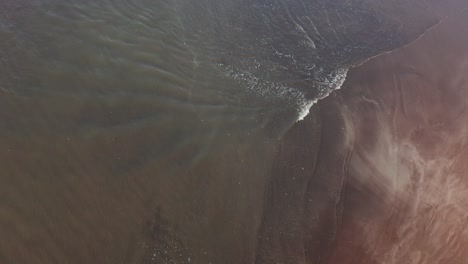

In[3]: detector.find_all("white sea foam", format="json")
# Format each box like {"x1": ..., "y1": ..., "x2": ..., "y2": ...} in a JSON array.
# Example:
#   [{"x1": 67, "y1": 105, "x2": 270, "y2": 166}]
[
  {"x1": 220, "y1": 64, "x2": 348, "y2": 122},
  {"x1": 296, "y1": 99, "x2": 317, "y2": 121},
  {"x1": 296, "y1": 68, "x2": 348, "y2": 121}
]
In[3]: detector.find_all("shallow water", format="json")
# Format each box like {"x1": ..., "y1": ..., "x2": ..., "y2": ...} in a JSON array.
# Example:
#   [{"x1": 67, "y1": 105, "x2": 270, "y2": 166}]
[
  {"x1": 1, "y1": 1, "x2": 468, "y2": 263},
  {"x1": 0, "y1": 2, "x2": 299, "y2": 263}
]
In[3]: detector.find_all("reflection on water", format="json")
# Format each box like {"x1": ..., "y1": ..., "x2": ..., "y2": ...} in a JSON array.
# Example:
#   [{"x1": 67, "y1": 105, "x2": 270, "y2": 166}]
[{"x1": 1, "y1": 0, "x2": 468, "y2": 263}]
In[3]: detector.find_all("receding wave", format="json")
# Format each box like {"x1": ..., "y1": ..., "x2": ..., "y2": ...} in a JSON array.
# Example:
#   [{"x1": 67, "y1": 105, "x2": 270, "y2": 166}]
[{"x1": 220, "y1": 63, "x2": 348, "y2": 121}]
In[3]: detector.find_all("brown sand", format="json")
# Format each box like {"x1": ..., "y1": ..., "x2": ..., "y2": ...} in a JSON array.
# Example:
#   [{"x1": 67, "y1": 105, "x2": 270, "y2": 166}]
[{"x1": 256, "y1": 10, "x2": 468, "y2": 264}]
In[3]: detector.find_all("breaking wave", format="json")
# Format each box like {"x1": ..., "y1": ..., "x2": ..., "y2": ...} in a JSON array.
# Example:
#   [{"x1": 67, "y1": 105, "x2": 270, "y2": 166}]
[{"x1": 220, "y1": 63, "x2": 348, "y2": 121}]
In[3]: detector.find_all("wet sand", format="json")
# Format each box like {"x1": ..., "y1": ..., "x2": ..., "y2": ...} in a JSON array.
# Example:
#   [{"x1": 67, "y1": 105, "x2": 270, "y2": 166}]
[{"x1": 257, "y1": 10, "x2": 468, "y2": 264}]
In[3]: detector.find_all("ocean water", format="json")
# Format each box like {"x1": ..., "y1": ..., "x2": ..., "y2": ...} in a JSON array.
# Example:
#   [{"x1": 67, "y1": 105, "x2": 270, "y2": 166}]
[{"x1": 0, "y1": 1, "x2": 319, "y2": 262}]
